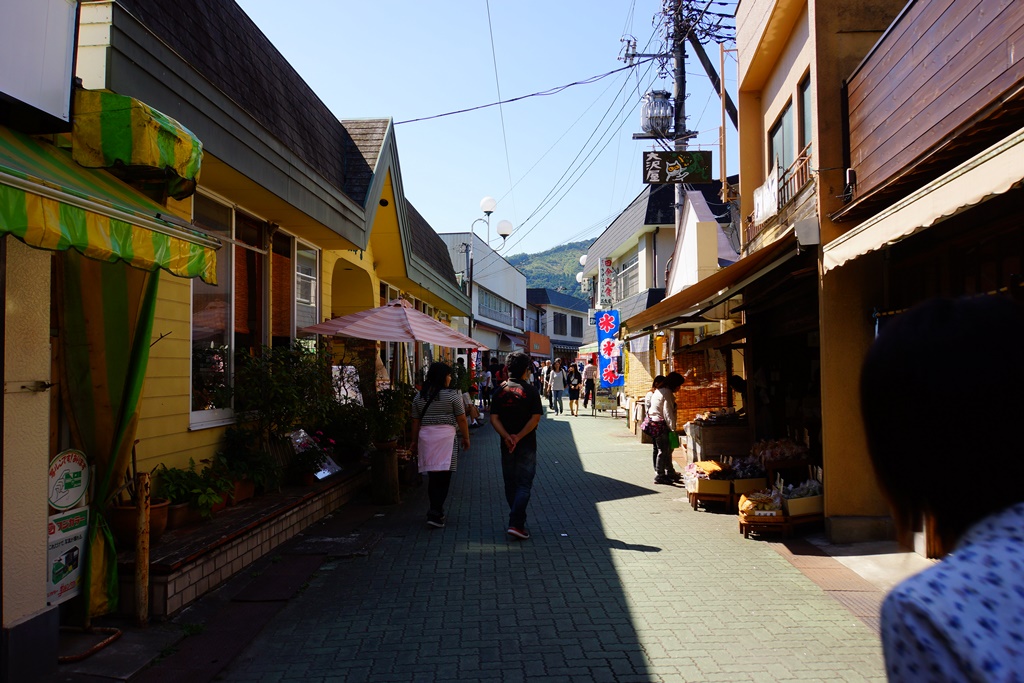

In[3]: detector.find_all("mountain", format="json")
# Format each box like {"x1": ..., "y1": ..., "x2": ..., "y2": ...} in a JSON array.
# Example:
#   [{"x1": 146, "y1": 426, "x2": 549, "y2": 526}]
[{"x1": 506, "y1": 240, "x2": 593, "y2": 294}]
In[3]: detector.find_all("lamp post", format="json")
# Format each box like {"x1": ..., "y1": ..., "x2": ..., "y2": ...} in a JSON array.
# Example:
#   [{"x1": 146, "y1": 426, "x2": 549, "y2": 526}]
[{"x1": 465, "y1": 196, "x2": 513, "y2": 365}]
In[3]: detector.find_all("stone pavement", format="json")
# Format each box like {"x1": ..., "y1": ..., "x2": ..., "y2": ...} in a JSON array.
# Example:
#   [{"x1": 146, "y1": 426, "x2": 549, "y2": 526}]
[{"x1": 210, "y1": 408, "x2": 889, "y2": 683}]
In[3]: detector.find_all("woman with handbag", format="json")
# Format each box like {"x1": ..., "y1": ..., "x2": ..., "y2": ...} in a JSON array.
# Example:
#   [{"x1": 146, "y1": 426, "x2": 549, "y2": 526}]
[
  {"x1": 410, "y1": 362, "x2": 471, "y2": 528},
  {"x1": 643, "y1": 375, "x2": 666, "y2": 475},
  {"x1": 566, "y1": 363, "x2": 583, "y2": 416},
  {"x1": 644, "y1": 371, "x2": 686, "y2": 484}
]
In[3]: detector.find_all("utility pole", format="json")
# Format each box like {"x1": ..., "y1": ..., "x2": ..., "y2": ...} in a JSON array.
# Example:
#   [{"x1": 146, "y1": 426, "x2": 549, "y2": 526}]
[{"x1": 671, "y1": 8, "x2": 689, "y2": 252}]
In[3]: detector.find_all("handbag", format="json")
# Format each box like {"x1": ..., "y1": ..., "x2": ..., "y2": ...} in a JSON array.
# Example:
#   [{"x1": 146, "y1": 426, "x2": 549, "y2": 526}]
[
  {"x1": 641, "y1": 416, "x2": 667, "y2": 438},
  {"x1": 668, "y1": 430, "x2": 680, "y2": 449}
]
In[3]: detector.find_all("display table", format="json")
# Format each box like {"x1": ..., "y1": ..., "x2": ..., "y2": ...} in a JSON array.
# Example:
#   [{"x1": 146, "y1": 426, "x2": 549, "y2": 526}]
[{"x1": 687, "y1": 421, "x2": 752, "y2": 461}]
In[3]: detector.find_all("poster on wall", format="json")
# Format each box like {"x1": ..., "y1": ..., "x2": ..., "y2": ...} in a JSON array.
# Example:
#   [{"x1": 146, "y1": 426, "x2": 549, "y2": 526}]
[
  {"x1": 47, "y1": 507, "x2": 88, "y2": 605},
  {"x1": 596, "y1": 310, "x2": 624, "y2": 388}
]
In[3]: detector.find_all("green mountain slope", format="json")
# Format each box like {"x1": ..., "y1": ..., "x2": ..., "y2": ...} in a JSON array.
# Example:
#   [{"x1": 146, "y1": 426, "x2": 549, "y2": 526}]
[{"x1": 506, "y1": 240, "x2": 593, "y2": 294}]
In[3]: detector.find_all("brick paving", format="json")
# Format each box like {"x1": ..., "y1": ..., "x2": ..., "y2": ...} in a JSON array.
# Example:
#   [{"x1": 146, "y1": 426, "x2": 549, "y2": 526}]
[{"x1": 219, "y1": 409, "x2": 886, "y2": 683}]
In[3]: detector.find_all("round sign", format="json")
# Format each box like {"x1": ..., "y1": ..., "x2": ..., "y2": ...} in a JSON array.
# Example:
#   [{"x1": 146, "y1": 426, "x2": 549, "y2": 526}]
[{"x1": 48, "y1": 449, "x2": 89, "y2": 510}]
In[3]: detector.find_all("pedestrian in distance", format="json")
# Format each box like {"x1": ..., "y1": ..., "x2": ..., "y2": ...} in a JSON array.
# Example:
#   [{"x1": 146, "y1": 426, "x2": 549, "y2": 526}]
[
  {"x1": 489, "y1": 351, "x2": 543, "y2": 540},
  {"x1": 644, "y1": 375, "x2": 666, "y2": 475},
  {"x1": 582, "y1": 358, "x2": 597, "y2": 409},
  {"x1": 410, "y1": 362, "x2": 471, "y2": 528},
  {"x1": 464, "y1": 385, "x2": 481, "y2": 427},
  {"x1": 566, "y1": 362, "x2": 583, "y2": 416},
  {"x1": 861, "y1": 295, "x2": 1024, "y2": 682},
  {"x1": 645, "y1": 371, "x2": 685, "y2": 484},
  {"x1": 542, "y1": 359, "x2": 554, "y2": 409},
  {"x1": 549, "y1": 358, "x2": 568, "y2": 415}
]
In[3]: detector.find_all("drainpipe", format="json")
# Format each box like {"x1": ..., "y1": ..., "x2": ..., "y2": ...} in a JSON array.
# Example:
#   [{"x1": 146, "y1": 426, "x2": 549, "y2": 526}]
[{"x1": 652, "y1": 227, "x2": 660, "y2": 288}]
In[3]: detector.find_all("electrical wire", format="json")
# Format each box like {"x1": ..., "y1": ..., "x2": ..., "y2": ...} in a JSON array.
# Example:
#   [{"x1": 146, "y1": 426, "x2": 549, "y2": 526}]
[
  {"x1": 394, "y1": 59, "x2": 654, "y2": 126},
  {"x1": 485, "y1": 0, "x2": 518, "y2": 225}
]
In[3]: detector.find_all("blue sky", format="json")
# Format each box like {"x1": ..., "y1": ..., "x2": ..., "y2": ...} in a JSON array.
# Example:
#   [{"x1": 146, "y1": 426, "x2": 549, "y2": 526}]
[{"x1": 234, "y1": 1, "x2": 738, "y2": 257}]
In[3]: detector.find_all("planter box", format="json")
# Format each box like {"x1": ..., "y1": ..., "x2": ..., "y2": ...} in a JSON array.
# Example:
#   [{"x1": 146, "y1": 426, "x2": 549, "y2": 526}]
[
  {"x1": 731, "y1": 478, "x2": 767, "y2": 496},
  {"x1": 784, "y1": 495, "x2": 824, "y2": 517},
  {"x1": 691, "y1": 479, "x2": 731, "y2": 495}
]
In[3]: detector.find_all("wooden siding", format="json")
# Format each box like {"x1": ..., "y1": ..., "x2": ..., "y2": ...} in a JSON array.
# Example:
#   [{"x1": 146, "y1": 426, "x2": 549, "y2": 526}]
[{"x1": 847, "y1": 0, "x2": 1024, "y2": 199}]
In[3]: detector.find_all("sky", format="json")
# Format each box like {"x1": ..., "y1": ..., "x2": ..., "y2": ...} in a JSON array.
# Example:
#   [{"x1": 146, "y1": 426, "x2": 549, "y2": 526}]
[{"x1": 234, "y1": 1, "x2": 739, "y2": 258}]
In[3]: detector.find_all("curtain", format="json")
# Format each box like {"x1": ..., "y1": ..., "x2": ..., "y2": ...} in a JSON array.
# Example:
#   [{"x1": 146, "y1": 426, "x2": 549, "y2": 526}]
[{"x1": 58, "y1": 250, "x2": 160, "y2": 617}]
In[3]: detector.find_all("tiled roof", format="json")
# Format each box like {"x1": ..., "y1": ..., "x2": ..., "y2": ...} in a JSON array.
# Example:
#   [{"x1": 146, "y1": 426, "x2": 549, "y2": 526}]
[
  {"x1": 100, "y1": 0, "x2": 369, "y2": 203},
  {"x1": 406, "y1": 202, "x2": 459, "y2": 286},
  {"x1": 526, "y1": 288, "x2": 590, "y2": 312},
  {"x1": 339, "y1": 119, "x2": 390, "y2": 206}
]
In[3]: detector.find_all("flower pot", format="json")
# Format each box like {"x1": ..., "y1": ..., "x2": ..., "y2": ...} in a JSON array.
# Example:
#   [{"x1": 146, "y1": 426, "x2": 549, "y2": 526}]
[
  {"x1": 108, "y1": 498, "x2": 170, "y2": 549},
  {"x1": 166, "y1": 502, "x2": 203, "y2": 529},
  {"x1": 370, "y1": 441, "x2": 401, "y2": 504},
  {"x1": 230, "y1": 478, "x2": 256, "y2": 505}
]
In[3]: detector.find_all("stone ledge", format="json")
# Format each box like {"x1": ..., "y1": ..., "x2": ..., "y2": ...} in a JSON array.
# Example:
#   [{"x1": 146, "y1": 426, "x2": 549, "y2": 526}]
[{"x1": 117, "y1": 465, "x2": 371, "y2": 619}]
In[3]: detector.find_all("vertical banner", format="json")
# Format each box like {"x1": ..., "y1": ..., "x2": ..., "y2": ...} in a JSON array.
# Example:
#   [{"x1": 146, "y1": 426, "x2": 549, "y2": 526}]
[
  {"x1": 596, "y1": 310, "x2": 624, "y2": 388},
  {"x1": 599, "y1": 258, "x2": 615, "y2": 307}
]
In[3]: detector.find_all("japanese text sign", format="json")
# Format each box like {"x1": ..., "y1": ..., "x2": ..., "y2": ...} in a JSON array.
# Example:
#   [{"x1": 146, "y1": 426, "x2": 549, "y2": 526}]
[
  {"x1": 642, "y1": 150, "x2": 712, "y2": 184},
  {"x1": 596, "y1": 310, "x2": 623, "y2": 388},
  {"x1": 599, "y1": 258, "x2": 615, "y2": 306}
]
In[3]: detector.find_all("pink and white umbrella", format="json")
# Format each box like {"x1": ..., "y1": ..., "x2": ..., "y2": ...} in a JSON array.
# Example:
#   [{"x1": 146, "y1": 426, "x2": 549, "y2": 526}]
[{"x1": 302, "y1": 299, "x2": 483, "y2": 349}]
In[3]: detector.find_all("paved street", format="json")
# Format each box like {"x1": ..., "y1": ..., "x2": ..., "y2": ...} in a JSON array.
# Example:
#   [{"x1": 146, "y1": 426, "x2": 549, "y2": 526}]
[{"x1": 219, "y1": 408, "x2": 886, "y2": 682}]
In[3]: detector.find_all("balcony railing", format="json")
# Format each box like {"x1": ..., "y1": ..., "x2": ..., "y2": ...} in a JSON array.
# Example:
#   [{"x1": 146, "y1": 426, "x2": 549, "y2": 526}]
[
  {"x1": 479, "y1": 305, "x2": 513, "y2": 327},
  {"x1": 746, "y1": 144, "x2": 813, "y2": 244}
]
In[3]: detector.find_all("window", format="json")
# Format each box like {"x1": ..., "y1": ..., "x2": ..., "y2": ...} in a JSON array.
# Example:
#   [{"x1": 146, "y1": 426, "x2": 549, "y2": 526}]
[
  {"x1": 479, "y1": 288, "x2": 513, "y2": 327},
  {"x1": 769, "y1": 102, "x2": 794, "y2": 172},
  {"x1": 799, "y1": 76, "x2": 812, "y2": 154},
  {"x1": 617, "y1": 255, "x2": 639, "y2": 300},
  {"x1": 553, "y1": 312, "x2": 567, "y2": 336},
  {"x1": 570, "y1": 315, "x2": 583, "y2": 337},
  {"x1": 190, "y1": 194, "x2": 319, "y2": 425}
]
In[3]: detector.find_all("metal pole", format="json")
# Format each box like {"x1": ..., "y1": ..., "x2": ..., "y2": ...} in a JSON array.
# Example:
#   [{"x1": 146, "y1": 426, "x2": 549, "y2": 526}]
[{"x1": 674, "y1": 9, "x2": 688, "y2": 264}]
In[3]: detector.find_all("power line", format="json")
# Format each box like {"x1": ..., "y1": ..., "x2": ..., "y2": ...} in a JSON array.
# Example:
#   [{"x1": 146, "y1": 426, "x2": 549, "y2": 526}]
[
  {"x1": 394, "y1": 59, "x2": 655, "y2": 126},
  {"x1": 484, "y1": 0, "x2": 518, "y2": 226}
]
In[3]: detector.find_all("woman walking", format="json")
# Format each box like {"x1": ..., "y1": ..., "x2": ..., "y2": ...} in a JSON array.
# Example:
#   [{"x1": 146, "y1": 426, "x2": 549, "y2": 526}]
[
  {"x1": 566, "y1": 362, "x2": 583, "y2": 416},
  {"x1": 643, "y1": 375, "x2": 666, "y2": 474},
  {"x1": 550, "y1": 358, "x2": 568, "y2": 415},
  {"x1": 646, "y1": 371, "x2": 685, "y2": 484},
  {"x1": 410, "y1": 362, "x2": 471, "y2": 528}
]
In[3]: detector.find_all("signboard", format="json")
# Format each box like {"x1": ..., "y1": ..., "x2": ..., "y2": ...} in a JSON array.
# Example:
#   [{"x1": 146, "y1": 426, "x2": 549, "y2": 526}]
[
  {"x1": 596, "y1": 310, "x2": 624, "y2": 388},
  {"x1": 599, "y1": 258, "x2": 615, "y2": 307},
  {"x1": 48, "y1": 449, "x2": 89, "y2": 511},
  {"x1": 753, "y1": 164, "x2": 779, "y2": 223},
  {"x1": 47, "y1": 507, "x2": 88, "y2": 605},
  {"x1": 642, "y1": 150, "x2": 713, "y2": 184},
  {"x1": 594, "y1": 387, "x2": 618, "y2": 412}
]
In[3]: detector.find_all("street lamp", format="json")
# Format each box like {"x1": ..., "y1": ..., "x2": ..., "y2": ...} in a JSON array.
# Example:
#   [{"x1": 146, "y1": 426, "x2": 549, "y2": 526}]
[{"x1": 464, "y1": 197, "x2": 514, "y2": 360}]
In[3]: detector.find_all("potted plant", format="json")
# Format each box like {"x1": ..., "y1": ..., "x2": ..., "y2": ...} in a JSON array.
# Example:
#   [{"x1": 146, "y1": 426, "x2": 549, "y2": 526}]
[
  {"x1": 365, "y1": 382, "x2": 414, "y2": 504},
  {"x1": 156, "y1": 459, "x2": 230, "y2": 527},
  {"x1": 212, "y1": 425, "x2": 280, "y2": 500},
  {"x1": 107, "y1": 444, "x2": 170, "y2": 549}
]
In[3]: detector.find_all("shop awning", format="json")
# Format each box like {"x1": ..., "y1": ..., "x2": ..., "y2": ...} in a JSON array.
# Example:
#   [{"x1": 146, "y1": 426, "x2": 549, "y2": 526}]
[
  {"x1": 823, "y1": 127, "x2": 1024, "y2": 274},
  {"x1": 0, "y1": 125, "x2": 219, "y2": 283},
  {"x1": 72, "y1": 90, "x2": 203, "y2": 200},
  {"x1": 624, "y1": 235, "x2": 797, "y2": 332}
]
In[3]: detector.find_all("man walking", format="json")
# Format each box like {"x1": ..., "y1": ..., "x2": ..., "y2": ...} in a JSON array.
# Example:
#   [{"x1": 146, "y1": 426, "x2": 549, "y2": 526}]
[
  {"x1": 582, "y1": 358, "x2": 597, "y2": 409},
  {"x1": 541, "y1": 359, "x2": 555, "y2": 410},
  {"x1": 490, "y1": 352, "x2": 543, "y2": 540}
]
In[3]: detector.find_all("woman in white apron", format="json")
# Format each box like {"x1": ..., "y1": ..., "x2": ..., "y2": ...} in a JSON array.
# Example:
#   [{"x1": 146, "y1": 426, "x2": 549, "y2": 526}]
[{"x1": 410, "y1": 362, "x2": 471, "y2": 528}]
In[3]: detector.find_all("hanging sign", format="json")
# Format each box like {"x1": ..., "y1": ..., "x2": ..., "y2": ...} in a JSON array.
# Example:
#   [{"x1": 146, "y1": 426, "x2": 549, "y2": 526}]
[
  {"x1": 48, "y1": 449, "x2": 89, "y2": 511},
  {"x1": 596, "y1": 310, "x2": 624, "y2": 388},
  {"x1": 599, "y1": 258, "x2": 615, "y2": 307},
  {"x1": 47, "y1": 507, "x2": 88, "y2": 605},
  {"x1": 642, "y1": 150, "x2": 713, "y2": 184}
]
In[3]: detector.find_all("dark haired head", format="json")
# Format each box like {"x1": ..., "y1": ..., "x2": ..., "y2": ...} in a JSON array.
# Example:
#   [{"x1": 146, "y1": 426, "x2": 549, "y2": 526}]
[
  {"x1": 861, "y1": 295, "x2": 1024, "y2": 550},
  {"x1": 663, "y1": 371, "x2": 685, "y2": 391},
  {"x1": 420, "y1": 362, "x2": 452, "y2": 399},
  {"x1": 505, "y1": 352, "x2": 532, "y2": 380},
  {"x1": 651, "y1": 375, "x2": 665, "y2": 390}
]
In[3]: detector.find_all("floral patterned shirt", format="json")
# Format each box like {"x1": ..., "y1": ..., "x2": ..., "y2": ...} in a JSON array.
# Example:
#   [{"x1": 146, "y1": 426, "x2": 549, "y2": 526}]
[{"x1": 881, "y1": 501, "x2": 1024, "y2": 682}]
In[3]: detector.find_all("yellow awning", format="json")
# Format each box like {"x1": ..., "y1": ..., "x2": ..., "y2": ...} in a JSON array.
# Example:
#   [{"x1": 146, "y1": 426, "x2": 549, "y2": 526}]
[
  {"x1": 0, "y1": 125, "x2": 218, "y2": 283},
  {"x1": 73, "y1": 90, "x2": 203, "y2": 201},
  {"x1": 824, "y1": 127, "x2": 1024, "y2": 273}
]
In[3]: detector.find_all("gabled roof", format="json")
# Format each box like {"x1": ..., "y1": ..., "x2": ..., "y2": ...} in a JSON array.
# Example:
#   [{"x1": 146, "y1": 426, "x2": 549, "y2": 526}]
[
  {"x1": 340, "y1": 119, "x2": 390, "y2": 206},
  {"x1": 100, "y1": 0, "x2": 366, "y2": 203},
  {"x1": 406, "y1": 202, "x2": 459, "y2": 285},
  {"x1": 526, "y1": 288, "x2": 590, "y2": 312}
]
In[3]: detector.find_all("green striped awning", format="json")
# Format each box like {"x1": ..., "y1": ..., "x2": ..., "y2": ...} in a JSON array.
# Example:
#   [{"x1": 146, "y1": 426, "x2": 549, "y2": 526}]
[
  {"x1": 0, "y1": 125, "x2": 219, "y2": 283},
  {"x1": 72, "y1": 90, "x2": 203, "y2": 201}
]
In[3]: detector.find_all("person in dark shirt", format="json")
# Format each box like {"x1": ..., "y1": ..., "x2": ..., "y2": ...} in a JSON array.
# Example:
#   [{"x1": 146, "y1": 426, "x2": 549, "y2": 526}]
[{"x1": 489, "y1": 351, "x2": 544, "y2": 540}]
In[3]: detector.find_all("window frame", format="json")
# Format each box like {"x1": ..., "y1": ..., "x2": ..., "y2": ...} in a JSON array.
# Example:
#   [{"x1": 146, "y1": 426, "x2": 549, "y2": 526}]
[{"x1": 768, "y1": 101, "x2": 795, "y2": 173}]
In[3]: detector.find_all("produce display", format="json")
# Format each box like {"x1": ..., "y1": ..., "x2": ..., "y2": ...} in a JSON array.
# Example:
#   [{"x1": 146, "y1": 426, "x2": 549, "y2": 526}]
[
  {"x1": 737, "y1": 490, "x2": 782, "y2": 514},
  {"x1": 751, "y1": 438, "x2": 809, "y2": 462},
  {"x1": 781, "y1": 479, "x2": 823, "y2": 499},
  {"x1": 731, "y1": 456, "x2": 766, "y2": 479}
]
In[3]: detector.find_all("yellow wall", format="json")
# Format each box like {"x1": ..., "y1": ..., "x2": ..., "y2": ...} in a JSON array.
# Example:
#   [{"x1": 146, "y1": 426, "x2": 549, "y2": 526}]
[
  {"x1": 3, "y1": 241, "x2": 52, "y2": 626},
  {"x1": 819, "y1": 251, "x2": 889, "y2": 519}
]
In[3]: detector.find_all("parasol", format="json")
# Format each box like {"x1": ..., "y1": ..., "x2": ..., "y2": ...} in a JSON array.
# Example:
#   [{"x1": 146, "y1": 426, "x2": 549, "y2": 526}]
[{"x1": 302, "y1": 299, "x2": 483, "y2": 348}]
